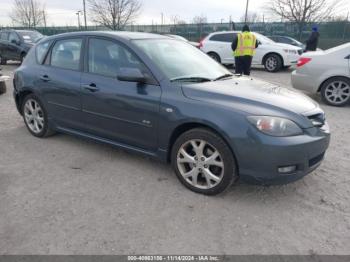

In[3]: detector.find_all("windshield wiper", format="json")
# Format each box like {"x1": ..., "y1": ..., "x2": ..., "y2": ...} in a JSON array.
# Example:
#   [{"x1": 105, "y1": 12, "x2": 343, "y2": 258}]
[
  {"x1": 170, "y1": 77, "x2": 212, "y2": 83},
  {"x1": 214, "y1": 74, "x2": 233, "y2": 81}
]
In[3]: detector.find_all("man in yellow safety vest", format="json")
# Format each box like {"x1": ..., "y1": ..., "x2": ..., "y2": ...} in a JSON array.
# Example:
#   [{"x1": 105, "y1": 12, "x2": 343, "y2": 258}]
[{"x1": 231, "y1": 24, "x2": 259, "y2": 76}]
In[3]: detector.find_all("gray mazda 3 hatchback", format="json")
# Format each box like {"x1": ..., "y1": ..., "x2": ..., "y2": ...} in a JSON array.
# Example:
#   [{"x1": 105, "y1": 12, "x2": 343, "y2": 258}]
[{"x1": 13, "y1": 32, "x2": 330, "y2": 195}]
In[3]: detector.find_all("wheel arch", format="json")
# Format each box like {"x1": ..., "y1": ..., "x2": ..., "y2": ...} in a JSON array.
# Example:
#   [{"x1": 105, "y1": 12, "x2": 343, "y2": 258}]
[
  {"x1": 167, "y1": 122, "x2": 238, "y2": 170},
  {"x1": 16, "y1": 88, "x2": 35, "y2": 114},
  {"x1": 317, "y1": 75, "x2": 350, "y2": 92},
  {"x1": 262, "y1": 52, "x2": 284, "y2": 66},
  {"x1": 206, "y1": 51, "x2": 221, "y2": 63}
]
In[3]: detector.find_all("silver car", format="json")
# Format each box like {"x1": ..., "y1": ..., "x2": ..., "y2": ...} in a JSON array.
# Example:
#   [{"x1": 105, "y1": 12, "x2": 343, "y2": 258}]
[{"x1": 292, "y1": 43, "x2": 350, "y2": 106}]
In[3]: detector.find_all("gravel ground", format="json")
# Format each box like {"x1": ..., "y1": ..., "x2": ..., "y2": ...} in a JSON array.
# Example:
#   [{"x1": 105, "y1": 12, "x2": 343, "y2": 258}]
[{"x1": 0, "y1": 63, "x2": 349, "y2": 255}]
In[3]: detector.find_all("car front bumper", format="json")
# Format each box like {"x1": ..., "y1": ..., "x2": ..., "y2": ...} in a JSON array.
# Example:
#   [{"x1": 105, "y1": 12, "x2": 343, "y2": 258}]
[{"x1": 235, "y1": 123, "x2": 330, "y2": 185}]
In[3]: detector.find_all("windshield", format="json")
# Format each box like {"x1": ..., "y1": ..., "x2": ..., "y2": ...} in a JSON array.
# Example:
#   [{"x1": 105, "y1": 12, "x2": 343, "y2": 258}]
[
  {"x1": 18, "y1": 31, "x2": 43, "y2": 43},
  {"x1": 254, "y1": 33, "x2": 275, "y2": 44},
  {"x1": 133, "y1": 39, "x2": 231, "y2": 81}
]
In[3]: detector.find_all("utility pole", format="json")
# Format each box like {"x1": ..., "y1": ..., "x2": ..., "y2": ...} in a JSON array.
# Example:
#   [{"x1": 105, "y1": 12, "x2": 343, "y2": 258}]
[
  {"x1": 83, "y1": 0, "x2": 87, "y2": 30},
  {"x1": 76, "y1": 11, "x2": 81, "y2": 30},
  {"x1": 244, "y1": 0, "x2": 249, "y2": 23}
]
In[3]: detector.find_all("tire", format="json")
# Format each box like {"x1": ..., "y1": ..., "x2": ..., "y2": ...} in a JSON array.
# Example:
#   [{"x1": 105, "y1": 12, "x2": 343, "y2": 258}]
[
  {"x1": 207, "y1": 52, "x2": 221, "y2": 63},
  {"x1": 0, "y1": 54, "x2": 7, "y2": 65},
  {"x1": 171, "y1": 128, "x2": 238, "y2": 195},
  {"x1": 0, "y1": 82, "x2": 6, "y2": 95},
  {"x1": 264, "y1": 54, "x2": 282, "y2": 72},
  {"x1": 320, "y1": 77, "x2": 350, "y2": 107},
  {"x1": 21, "y1": 94, "x2": 55, "y2": 137},
  {"x1": 20, "y1": 53, "x2": 26, "y2": 64}
]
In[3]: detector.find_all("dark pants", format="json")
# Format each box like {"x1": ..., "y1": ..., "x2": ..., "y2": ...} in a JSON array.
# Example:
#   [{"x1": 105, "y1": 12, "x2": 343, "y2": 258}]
[{"x1": 235, "y1": 55, "x2": 253, "y2": 76}]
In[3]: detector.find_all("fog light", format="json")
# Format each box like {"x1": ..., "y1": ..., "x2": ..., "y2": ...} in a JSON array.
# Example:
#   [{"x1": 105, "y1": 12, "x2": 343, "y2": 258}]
[{"x1": 278, "y1": 165, "x2": 297, "y2": 174}]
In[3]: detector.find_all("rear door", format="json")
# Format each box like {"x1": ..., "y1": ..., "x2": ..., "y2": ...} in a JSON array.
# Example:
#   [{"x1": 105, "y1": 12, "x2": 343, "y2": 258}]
[
  {"x1": 39, "y1": 37, "x2": 85, "y2": 130},
  {"x1": 209, "y1": 33, "x2": 236, "y2": 64},
  {"x1": 80, "y1": 37, "x2": 161, "y2": 151}
]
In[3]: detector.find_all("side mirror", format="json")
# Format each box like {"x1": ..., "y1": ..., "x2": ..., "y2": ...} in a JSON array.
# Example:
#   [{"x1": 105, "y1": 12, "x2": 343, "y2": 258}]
[
  {"x1": 117, "y1": 68, "x2": 146, "y2": 83},
  {"x1": 11, "y1": 39, "x2": 19, "y2": 45}
]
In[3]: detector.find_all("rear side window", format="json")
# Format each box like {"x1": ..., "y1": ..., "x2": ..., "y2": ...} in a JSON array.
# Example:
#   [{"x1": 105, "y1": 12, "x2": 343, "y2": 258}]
[
  {"x1": 36, "y1": 41, "x2": 52, "y2": 64},
  {"x1": 0, "y1": 32, "x2": 9, "y2": 41},
  {"x1": 209, "y1": 33, "x2": 235, "y2": 43},
  {"x1": 51, "y1": 38, "x2": 82, "y2": 70},
  {"x1": 9, "y1": 32, "x2": 20, "y2": 43}
]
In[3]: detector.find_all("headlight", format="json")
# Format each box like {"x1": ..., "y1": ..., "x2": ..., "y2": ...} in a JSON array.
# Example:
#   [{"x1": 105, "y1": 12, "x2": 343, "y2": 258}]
[
  {"x1": 283, "y1": 49, "x2": 297, "y2": 54},
  {"x1": 247, "y1": 116, "x2": 303, "y2": 137}
]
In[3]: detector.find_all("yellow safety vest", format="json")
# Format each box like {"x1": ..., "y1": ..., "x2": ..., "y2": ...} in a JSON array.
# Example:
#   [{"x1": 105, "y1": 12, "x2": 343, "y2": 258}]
[{"x1": 234, "y1": 32, "x2": 257, "y2": 57}]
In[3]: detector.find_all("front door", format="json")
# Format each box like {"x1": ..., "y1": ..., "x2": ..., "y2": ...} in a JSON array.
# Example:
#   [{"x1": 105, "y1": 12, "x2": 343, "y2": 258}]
[
  {"x1": 7, "y1": 32, "x2": 21, "y2": 60},
  {"x1": 81, "y1": 37, "x2": 161, "y2": 151}
]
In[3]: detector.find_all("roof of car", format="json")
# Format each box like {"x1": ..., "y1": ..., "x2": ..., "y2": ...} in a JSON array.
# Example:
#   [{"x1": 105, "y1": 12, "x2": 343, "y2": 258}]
[{"x1": 43, "y1": 31, "x2": 169, "y2": 41}]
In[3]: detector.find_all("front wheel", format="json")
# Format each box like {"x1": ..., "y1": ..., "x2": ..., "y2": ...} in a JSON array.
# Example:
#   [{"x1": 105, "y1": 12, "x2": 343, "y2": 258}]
[
  {"x1": 321, "y1": 77, "x2": 350, "y2": 107},
  {"x1": 171, "y1": 128, "x2": 238, "y2": 195},
  {"x1": 22, "y1": 94, "x2": 55, "y2": 137},
  {"x1": 264, "y1": 54, "x2": 282, "y2": 72},
  {"x1": 207, "y1": 52, "x2": 221, "y2": 63}
]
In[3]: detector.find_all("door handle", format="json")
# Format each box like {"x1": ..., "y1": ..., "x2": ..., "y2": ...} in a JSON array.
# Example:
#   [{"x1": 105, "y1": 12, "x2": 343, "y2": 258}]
[
  {"x1": 82, "y1": 83, "x2": 99, "y2": 92},
  {"x1": 40, "y1": 75, "x2": 50, "y2": 82}
]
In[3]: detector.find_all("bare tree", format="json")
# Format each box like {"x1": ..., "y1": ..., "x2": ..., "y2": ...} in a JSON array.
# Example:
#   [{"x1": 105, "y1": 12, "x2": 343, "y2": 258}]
[
  {"x1": 10, "y1": 0, "x2": 47, "y2": 28},
  {"x1": 192, "y1": 15, "x2": 208, "y2": 25},
  {"x1": 88, "y1": 0, "x2": 142, "y2": 30},
  {"x1": 240, "y1": 12, "x2": 260, "y2": 23},
  {"x1": 266, "y1": 0, "x2": 343, "y2": 39},
  {"x1": 192, "y1": 14, "x2": 208, "y2": 38}
]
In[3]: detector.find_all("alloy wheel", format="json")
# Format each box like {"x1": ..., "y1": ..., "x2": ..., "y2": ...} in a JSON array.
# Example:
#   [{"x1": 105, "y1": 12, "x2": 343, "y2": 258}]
[
  {"x1": 265, "y1": 56, "x2": 277, "y2": 71},
  {"x1": 324, "y1": 81, "x2": 350, "y2": 105},
  {"x1": 24, "y1": 99, "x2": 45, "y2": 134},
  {"x1": 177, "y1": 139, "x2": 224, "y2": 189}
]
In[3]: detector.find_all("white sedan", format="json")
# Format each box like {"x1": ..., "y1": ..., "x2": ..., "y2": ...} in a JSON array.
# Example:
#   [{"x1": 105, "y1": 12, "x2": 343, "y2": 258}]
[
  {"x1": 292, "y1": 43, "x2": 350, "y2": 106},
  {"x1": 199, "y1": 31, "x2": 302, "y2": 72}
]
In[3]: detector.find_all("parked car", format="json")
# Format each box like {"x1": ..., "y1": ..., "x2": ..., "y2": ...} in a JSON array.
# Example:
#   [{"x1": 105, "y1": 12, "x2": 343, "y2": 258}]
[
  {"x1": 292, "y1": 43, "x2": 350, "y2": 107},
  {"x1": 0, "y1": 67, "x2": 10, "y2": 94},
  {"x1": 13, "y1": 32, "x2": 330, "y2": 195},
  {"x1": 200, "y1": 31, "x2": 303, "y2": 72},
  {"x1": 268, "y1": 35, "x2": 305, "y2": 50},
  {"x1": 165, "y1": 34, "x2": 200, "y2": 48},
  {"x1": 0, "y1": 29, "x2": 44, "y2": 64}
]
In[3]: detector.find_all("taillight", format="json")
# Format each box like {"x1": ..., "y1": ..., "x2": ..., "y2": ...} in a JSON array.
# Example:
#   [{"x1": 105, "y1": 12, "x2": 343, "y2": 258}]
[
  {"x1": 297, "y1": 57, "x2": 312, "y2": 67},
  {"x1": 199, "y1": 38, "x2": 204, "y2": 49}
]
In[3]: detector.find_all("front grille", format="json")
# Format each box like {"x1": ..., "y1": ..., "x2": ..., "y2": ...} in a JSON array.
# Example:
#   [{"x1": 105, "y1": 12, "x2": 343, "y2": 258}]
[
  {"x1": 307, "y1": 113, "x2": 326, "y2": 127},
  {"x1": 309, "y1": 152, "x2": 325, "y2": 167},
  {"x1": 298, "y1": 49, "x2": 303, "y2": 55}
]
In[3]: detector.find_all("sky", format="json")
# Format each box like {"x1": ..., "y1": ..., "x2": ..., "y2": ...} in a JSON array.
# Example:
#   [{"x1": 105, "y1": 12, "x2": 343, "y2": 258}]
[{"x1": 0, "y1": 0, "x2": 349, "y2": 27}]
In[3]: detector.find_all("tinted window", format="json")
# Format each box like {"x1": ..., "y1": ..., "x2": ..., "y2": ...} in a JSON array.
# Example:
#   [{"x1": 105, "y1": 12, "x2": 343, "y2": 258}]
[
  {"x1": 279, "y1": 37, "x2": 291, "y2": 44},
  {"x1": 0, "y1": 32, "x2": 9, "y2": 41},
  {"x1": 18, "y1": 31, "x2": 43, "y2": 43},
  {"x1": 209, "y1": 33, "x2": 235, "y2": 43},
  {"x1": 9, "y1": 32, "x2": 20, "y2": 43},
  {"x1": 51, "y1": 38, "x2": 82, "y2": 70},
  {"x1": 36, "y1": 41, "x2": 52, "y2": 64},
  {"x1": 88, "y1": 38, "x2": 148, "y2": 78}
]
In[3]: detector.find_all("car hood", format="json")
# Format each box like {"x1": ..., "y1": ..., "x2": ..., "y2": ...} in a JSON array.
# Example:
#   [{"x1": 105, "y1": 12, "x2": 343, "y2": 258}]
[
  {"x1": 181, "y1": 77, "x2": 318, "y2": 116},
  {"x1": 272, "y1": 43, "x2": 302, "y2": 50}
]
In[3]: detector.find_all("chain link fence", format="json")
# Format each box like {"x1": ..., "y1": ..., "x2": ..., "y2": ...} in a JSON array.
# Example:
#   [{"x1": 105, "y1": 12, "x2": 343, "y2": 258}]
[{"x1": 2, "y1": 21, "x2": 349, "y2": 49}]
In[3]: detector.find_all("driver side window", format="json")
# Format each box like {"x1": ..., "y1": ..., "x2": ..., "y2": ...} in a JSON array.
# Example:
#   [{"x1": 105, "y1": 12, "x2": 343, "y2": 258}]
[{"x1": 88, "y1": 38, "x2": 148, "y2": 78}]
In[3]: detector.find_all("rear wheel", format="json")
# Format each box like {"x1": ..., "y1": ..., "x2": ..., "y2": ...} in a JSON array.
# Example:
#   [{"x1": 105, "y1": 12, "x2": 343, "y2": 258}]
[
  {"x1": 264, "y1": 54, "x2": 282, "y2": 72},
  {"x1": 22, "y1": 94, "x2": 55, "y2": 137},
  {"x1": 321, "y1": 77, "x2": 350, "y2": 107},
  {"x1": 207, "y1": 52, "x2": 221, "y2": 63},
  {"x1": 0, "y1": 54, "x2": 7, "y2": 65},
  {"x1": 171, "y1": 128, "x2": 238, "y2": 195}
]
